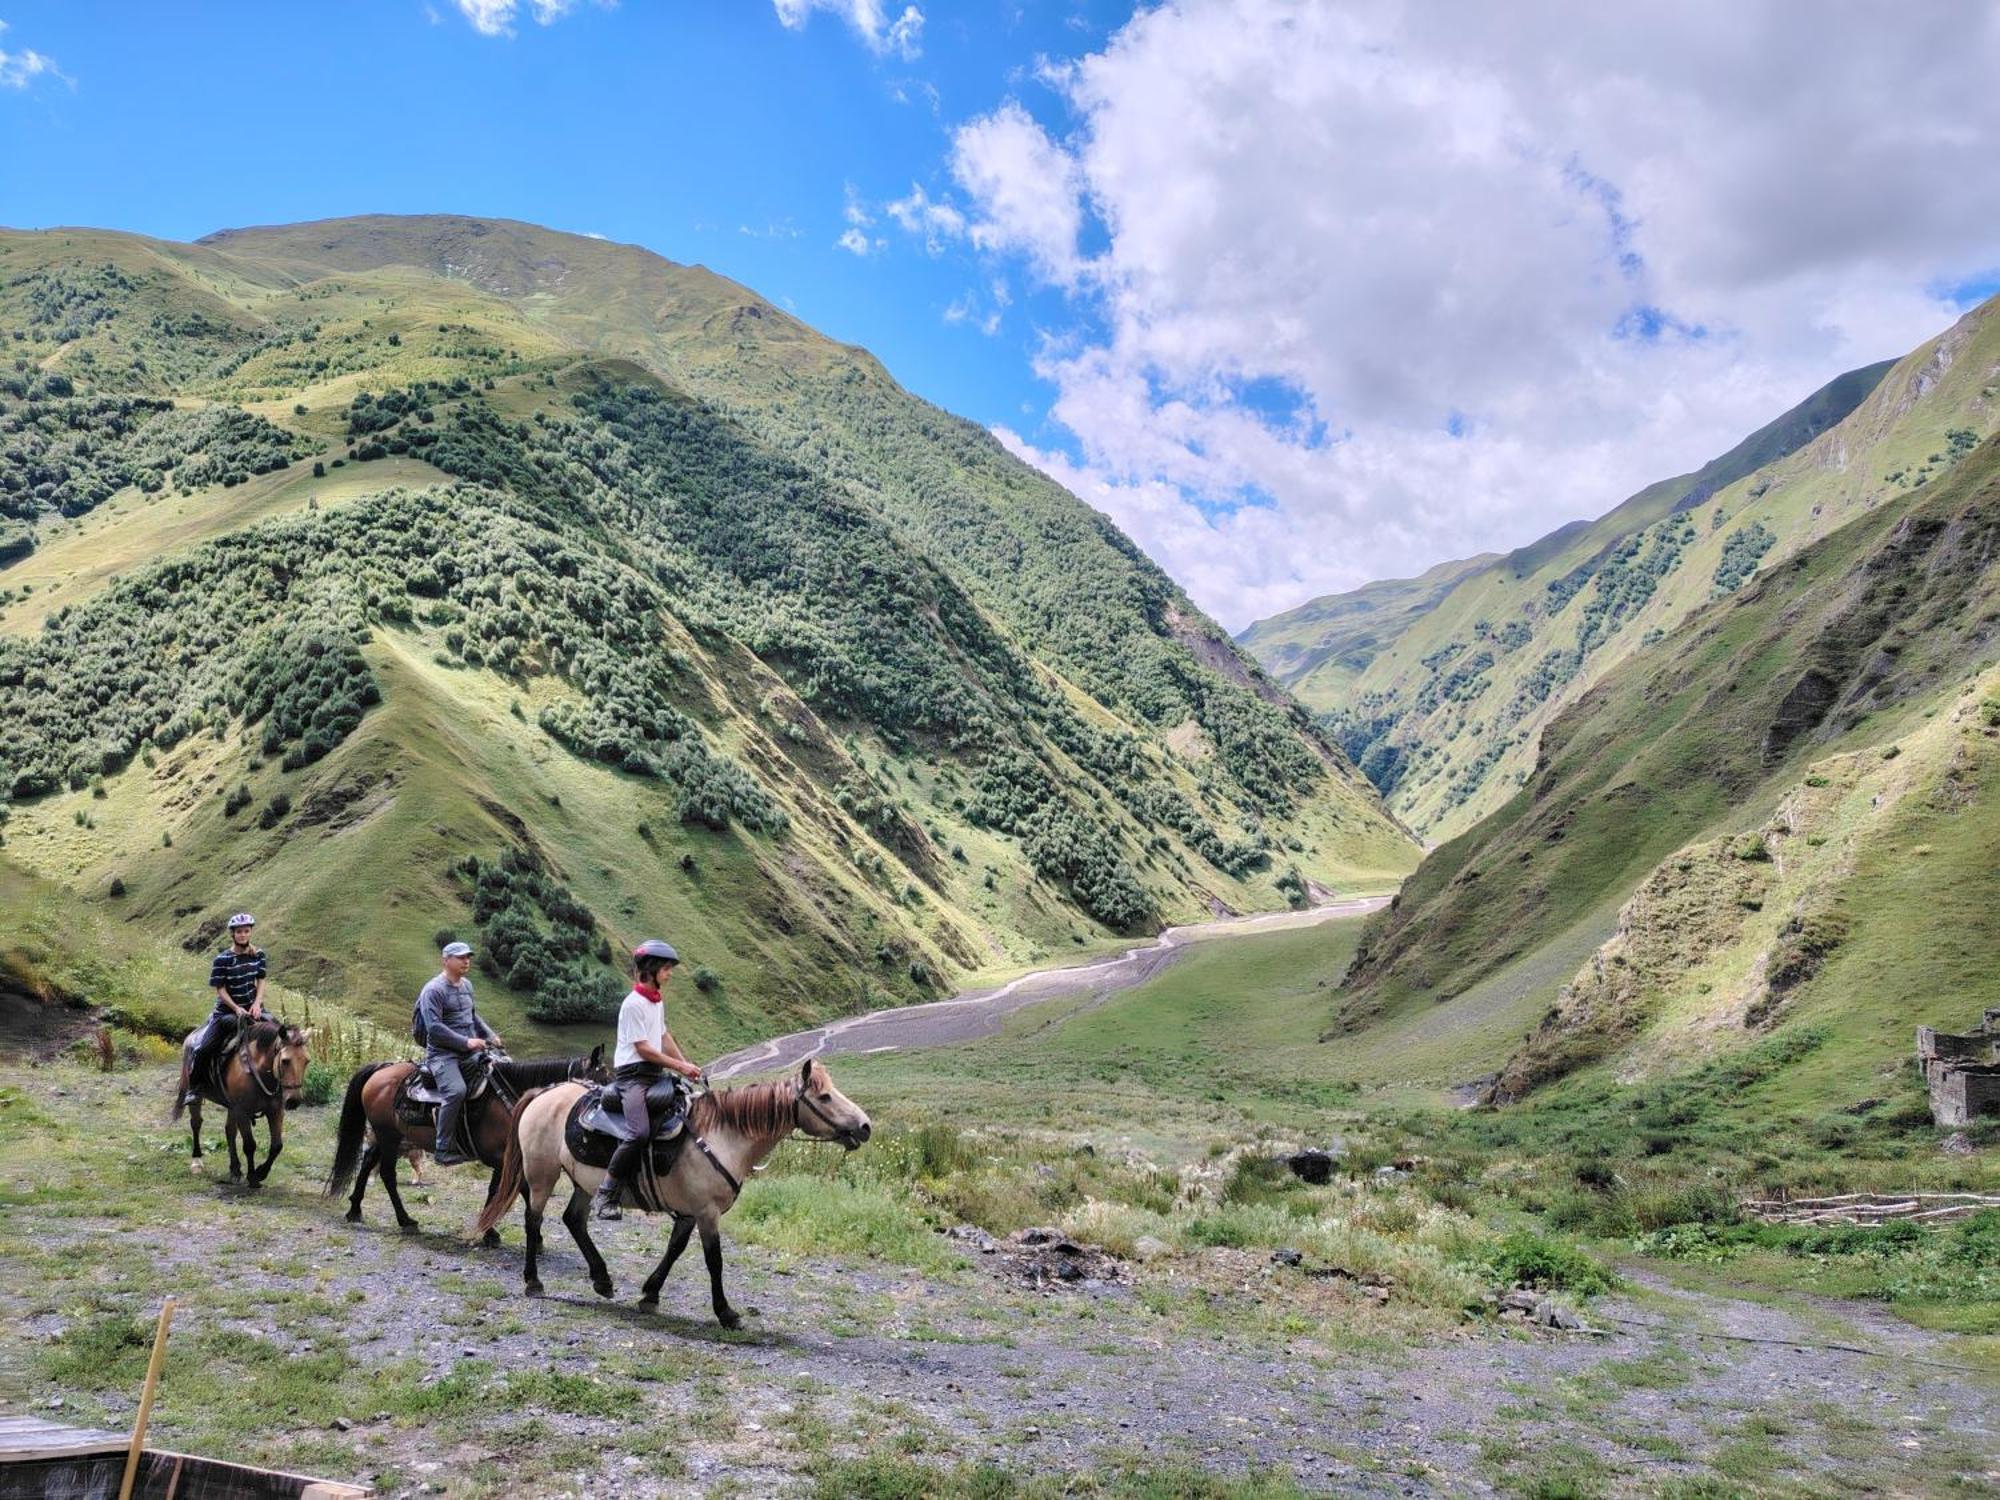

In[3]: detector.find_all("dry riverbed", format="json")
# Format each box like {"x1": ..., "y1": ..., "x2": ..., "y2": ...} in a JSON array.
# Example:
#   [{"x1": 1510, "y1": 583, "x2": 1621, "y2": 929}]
[{"x1": 1, "y1": 1067, "x2": 1996, "y2": 1497}]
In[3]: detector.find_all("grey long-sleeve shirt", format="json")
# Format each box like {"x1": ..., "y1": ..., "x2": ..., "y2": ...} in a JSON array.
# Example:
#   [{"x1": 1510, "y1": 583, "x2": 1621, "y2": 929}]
[{"x1": 416, "y1": 973, "x2": 495, "y2": 1055}]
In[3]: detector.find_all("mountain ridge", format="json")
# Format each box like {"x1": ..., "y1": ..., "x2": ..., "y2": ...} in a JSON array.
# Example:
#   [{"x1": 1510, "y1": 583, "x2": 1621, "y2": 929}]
[{"x1": 0, "y1": 216, "x2": 1416, "y2": 1050}]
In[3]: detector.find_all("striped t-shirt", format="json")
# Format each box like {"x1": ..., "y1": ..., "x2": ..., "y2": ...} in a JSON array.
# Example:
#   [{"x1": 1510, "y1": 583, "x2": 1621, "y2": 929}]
[{"x1": 208, "y1": 947, "x2": 267, "y2": 1011}]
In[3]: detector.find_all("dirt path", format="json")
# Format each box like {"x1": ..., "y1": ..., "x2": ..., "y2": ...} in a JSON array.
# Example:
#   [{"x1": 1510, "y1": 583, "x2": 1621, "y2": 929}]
[{"x1": 711, "y1": 896, "x2": 1390, "y2": 1080}]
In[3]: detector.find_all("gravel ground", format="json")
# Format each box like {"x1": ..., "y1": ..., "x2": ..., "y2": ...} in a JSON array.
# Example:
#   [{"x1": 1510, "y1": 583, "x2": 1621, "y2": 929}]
[{"x1": 1, "y1": 1069, "x2": 1995, "y2": 1498}]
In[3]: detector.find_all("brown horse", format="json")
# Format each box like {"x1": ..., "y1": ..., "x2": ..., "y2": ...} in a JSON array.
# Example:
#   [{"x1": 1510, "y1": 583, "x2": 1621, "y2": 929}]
[
  {"x1": 324, "y1": 1048, "x2": 605, "y2": 1246},
  {"x1": 173, "y1": 1019, "x2": 311, "y2": 1188},
  {"x1": 475, "y1": 1058, "x2": 870, "y2": 1327}
]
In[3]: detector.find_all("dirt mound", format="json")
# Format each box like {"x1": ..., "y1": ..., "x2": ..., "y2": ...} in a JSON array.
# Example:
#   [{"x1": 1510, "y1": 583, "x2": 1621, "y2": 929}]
[{"x1": 943, "y1": 1225, "x2": 1131, "y2": 1291}]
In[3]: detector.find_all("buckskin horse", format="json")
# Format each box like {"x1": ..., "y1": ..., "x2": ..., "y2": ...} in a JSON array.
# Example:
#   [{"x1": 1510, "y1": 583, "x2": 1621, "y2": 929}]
[
  {"x1": 475, "y1": 1058, "x2": 871, "y2": 1327},
  {"x1": 172, "y1": 1018, "x2": 312, "y2": 1188},
  {"x1": 324, "y1": 1046, "x2": 606, "y2": 1245}
]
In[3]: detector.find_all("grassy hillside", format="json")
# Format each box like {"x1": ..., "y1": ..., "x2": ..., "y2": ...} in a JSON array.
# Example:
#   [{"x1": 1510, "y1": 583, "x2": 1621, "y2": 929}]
[
  {"x1": 0, "y1": 218, "x2": 1415, "y2": 1049},
  {"x1": 1234, "y1": 552, "x2": 1496, "y2": 710},
  {"x1": 1245, "y1": 311, "x2": 2000, "y2": 841},
  {"x1": 1338, "y1": 429, "x2": 2000, "y2": 1098}
]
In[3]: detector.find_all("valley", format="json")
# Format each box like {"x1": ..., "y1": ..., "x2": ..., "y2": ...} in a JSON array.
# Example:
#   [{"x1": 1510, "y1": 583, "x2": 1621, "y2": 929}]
[{"x1": 3, "y1": 215, "x2": 1999, "y2": 1498}]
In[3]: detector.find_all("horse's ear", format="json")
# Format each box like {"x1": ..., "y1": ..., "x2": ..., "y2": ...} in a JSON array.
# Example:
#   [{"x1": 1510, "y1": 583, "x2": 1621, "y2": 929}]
[
  {"x1": 591, "y1": 1043, "x2": 603, "y2": 1065},
  {"x1": 800, "y1": 1057, "x2": 814, "y2": 1088}
]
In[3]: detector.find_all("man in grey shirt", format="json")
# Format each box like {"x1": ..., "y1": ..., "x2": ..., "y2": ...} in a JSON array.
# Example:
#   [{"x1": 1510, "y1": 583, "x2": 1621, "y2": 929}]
[{"x1": 415, "y1": 941, "x2": 503, "y2": 1166}]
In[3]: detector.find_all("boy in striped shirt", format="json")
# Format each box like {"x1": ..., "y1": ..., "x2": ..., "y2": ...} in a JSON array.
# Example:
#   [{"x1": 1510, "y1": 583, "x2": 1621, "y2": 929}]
[{"x1": 180, "y1": 913, "x2": 267, "y2": 1105}]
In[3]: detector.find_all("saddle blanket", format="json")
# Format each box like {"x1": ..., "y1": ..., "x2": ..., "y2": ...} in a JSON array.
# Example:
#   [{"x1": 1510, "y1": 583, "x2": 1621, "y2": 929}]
[{"x1": 565, "y1": 1087, "x2": 686, "y2": 1172}]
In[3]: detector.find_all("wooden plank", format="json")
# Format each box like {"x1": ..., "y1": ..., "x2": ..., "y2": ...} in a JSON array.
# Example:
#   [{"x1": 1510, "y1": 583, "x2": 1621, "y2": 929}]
[{"x1": 0, "y1": 1413, "x2": 131, "y2": 1460}]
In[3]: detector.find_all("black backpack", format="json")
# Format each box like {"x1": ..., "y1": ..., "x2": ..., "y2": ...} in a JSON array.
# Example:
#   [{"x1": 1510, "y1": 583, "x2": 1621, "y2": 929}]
[{"x1": 411, "y1": 998, "x2": 428, "y2": 1046}]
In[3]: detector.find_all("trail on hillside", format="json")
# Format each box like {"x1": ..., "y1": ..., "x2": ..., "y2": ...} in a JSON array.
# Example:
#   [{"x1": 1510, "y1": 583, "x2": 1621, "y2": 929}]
[{"x1": 711, "y1": 896, "x2": 1389, "y2": 1079}]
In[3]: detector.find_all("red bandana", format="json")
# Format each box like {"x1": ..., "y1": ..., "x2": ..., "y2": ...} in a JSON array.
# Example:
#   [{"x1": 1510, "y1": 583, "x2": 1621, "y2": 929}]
[{"x1": 634, "y1": 982, "x2": 663, "y2": 1005}]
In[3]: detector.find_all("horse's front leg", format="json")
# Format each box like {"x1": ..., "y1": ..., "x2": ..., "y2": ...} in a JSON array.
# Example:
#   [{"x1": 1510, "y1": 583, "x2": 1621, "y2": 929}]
[
  {"x1": 699, "y1": 1218, "x2": 739, "y2": 1330},
  {"x1": 239, "y1": 1113, "x2": 260, "y2": 1188},
  {"x1": 187, "y1": 1098, "x2": 205, "y2": 1174},
  {"x1": 638, "y1": 1216, "x2": 695, "y2": 1310},
  {"x1": 225, "y1": 1115, "x2": 243, "y2": 1180},
  {"x1": 249, "y1": 1107, "x2": 282, "y2": 1187}
]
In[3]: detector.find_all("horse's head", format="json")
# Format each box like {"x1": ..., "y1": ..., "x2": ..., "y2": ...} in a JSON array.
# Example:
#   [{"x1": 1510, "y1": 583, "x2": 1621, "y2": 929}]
[
  {"x1": 794, "y1": 1058, "x2": 871, "y2": 1151},
  {"x1": 267, "y1": 1023, "x2": 311, "y2": 1110}
]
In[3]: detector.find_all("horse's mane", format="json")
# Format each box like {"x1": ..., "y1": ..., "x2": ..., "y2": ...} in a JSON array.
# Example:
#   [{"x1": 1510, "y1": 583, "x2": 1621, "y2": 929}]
[
  {"x1": 244, "y1": 1019, "x2": 299, "y2": 1048},
  {"x1": 693, "y1": 1077, "x2": 800, "y2": 1139},
  {"x1": 496, "y1": 1055, "x2": 592, "y2": 1089}
]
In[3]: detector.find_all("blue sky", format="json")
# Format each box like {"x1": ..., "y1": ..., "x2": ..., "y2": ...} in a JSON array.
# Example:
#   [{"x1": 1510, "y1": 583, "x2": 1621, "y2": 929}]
[
  {"x1": 0, "y1": 2, "x2": 1097, "y2": 455},
  {"x1": 4, "y1": 3, "x2": 1998, "y2": 628}
]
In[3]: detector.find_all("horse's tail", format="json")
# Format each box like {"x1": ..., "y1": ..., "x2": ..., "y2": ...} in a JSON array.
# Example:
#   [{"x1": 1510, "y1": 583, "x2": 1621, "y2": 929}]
[
  {"x1": 474, "y1": 1085, "x2": 545, "y2": 1239},
  {"x1": 324, "y1": 1062, "x2": 390, "y2": 1197}
]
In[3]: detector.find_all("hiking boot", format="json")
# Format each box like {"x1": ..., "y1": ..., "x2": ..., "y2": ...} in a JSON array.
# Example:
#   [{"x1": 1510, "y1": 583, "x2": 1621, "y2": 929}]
[
  {"x1": 431, "y1": 1147, "x2": 472, "y2": 1168},
  {"x1": 591, "y1": 1175, "x2": 624, "y2": 1221}
]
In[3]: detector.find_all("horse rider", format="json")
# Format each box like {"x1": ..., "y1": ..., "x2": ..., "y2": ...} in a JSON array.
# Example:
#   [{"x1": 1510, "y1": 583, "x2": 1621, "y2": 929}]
[
  {"x1": 415, "y1": 940, "x2": 504, "y2": 1167},
  {"x1": 593, "y1": 939, "x2": 705, "y2": 1220},
  {"x1": 181, "y1": 912, "x2": 267, "y2": 1107}
]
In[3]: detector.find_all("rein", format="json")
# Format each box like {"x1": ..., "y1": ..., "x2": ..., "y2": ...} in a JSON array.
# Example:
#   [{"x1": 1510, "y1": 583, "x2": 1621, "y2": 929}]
[{"x1": 679, "y1": 1079, "x2": 845, "y2": 1202}]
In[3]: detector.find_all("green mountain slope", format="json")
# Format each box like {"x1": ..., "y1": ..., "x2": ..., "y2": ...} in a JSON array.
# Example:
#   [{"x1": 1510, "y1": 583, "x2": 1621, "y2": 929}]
[
  {"x1": 1243, "y1": 312, "x2": 2000, "y2": 841},
  {"x1": 1337, "y1": 427, "x2": 2000, "y2": 1102},
  {"x1": 1235, "y1": 552, "x2": 1498, "y2": 711},
  {"x1": 0, "y1": 218, "x2": 1416, "y2": 1052}
]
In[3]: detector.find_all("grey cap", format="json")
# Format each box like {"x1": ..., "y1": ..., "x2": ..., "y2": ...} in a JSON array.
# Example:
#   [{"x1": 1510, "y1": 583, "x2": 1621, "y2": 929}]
[{"x1": 441, "y1": 941, "x2": 474, "y2": 958}]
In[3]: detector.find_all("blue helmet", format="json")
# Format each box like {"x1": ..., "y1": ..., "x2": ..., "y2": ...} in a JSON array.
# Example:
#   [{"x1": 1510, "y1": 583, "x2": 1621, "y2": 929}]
[{"x1": 633, "y1": 939, "x2": 679, "y2": 965}]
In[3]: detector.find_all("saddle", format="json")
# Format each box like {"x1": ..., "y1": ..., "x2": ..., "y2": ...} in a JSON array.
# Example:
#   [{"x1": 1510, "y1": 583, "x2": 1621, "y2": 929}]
[
  {"x1": 565, "y1": 1081, "x2": 687, "y2": 1172},
  {"x1": 183, "y1": 1023, "x2": 249, "y2": 1095},
  {"x1": 394, "y1": 1060, "x2": 495, "y2": 1155}
]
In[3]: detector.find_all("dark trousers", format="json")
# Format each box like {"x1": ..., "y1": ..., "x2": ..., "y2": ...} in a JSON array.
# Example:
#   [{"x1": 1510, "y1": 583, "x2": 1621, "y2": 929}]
[
  {"x1": 429, "y1": 1053, "x2": 470, "y2": 1157},
  {"x1": 188, "y1": 1011, "x2": 240, "y2": 1084},
  {"x1": 606, "y1": 1064, "x2": 667, "y2": 1184}
]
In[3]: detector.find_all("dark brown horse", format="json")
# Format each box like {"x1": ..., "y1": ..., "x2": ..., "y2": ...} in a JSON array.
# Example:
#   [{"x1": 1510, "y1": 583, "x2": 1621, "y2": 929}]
[
  {"x1": 324, "y1": 1048, "x2": 605, "y2": 1245},
  {"x1": 173, "y1": 1019, "x2": 312, "y2": 1188}
]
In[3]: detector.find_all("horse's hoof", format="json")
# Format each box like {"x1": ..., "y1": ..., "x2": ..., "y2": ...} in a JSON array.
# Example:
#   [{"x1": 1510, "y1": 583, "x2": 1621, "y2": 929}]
[
  {"x1": 345, "y1": 1209, "x2": 362, "y2": 1224},
  {"x1": 592, "y1": 1279, "x2": 615, "y2": 1300},
  {"x1": 525, "y1": 1281, "x2": 545, "y2": 1299},
  {"x1": 481, "y1": 1229, "x2": 501, "y2": 1250},
  {"x1": 188, "y1": 1159, "x2": 203, "y2": 1175},
  {"x1": 397, "y1": 1220, "x2": 419, "y2": 1235},
  {"x1": 717, "y1": 1310, "x2": 742, "y2": 1330},
  {"x1": 636, "y1": 1296, "x2": 658, "y2": 1311}
]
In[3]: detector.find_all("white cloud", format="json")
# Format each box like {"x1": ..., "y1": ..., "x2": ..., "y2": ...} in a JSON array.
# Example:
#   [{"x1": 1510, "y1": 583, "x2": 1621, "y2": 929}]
[
  {"x1": 836, "y1": 227, "x2": 880, "y2": 256},
  {"x1": 453, "y1": 0, "x2": 583, "y2": 37},
  {"x1": 772, "y1": 0, "x2": 924, "y2": 60},
  {"x1": 944, "y1": 294, "x2": 1002, "y2": 336},
  {"x1": 0, "y1": 21, "x2": 65, "y2": 88},
  {"x1": 950, "y1": 102, "x2": 1087, "y2": 285},
  {"x1": 885, "y1": 183, "x2": 966, "y2": 255},
  {"x1": 933, "y1": 0, "x2": 2000, "y2": 628}
]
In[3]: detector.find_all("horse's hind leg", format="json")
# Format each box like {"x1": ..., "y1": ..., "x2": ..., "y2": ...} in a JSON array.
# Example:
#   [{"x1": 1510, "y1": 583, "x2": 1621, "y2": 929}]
[
  {"x1": 187, "y1": 1099, "x2": 205, "y2": 1174},
  {"x1": 637, "y1": 1216, "x2": 694, "y2": 1310},
  {"x1": 561, "y1": 1184, "x2": 615, "y2": 1299},
  {"x1": 479, "y1": 1164, "x2": 504, "y2": 1250},
  {"x1": 347, "y1": 1140, "x2": 379, "y2": 1223},
  {"x1": 699, "y1": 1218, "x2": 740, "y2": 1330},
  {"x1": 376, "y1": 1144, "x2": 418, "y2": 1230}
]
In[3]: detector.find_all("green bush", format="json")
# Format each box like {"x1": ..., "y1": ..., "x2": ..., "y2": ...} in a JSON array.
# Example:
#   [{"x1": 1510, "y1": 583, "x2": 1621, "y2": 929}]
[
  {"x1": 300, "y1": 1060, "x2": 339, "y2": 1107},
  {"x1": 1478, "y1": 1231, "x2": 1615, "y2": 1295}
]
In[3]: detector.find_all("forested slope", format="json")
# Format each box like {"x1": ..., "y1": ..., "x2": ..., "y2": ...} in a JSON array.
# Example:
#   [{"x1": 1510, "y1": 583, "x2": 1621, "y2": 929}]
[
  {"x1": 0, "y1": 219, "x2": 1415, "y2": 1050},
  {"x1": 1245, "y1": 305, "x2": 2000, "y2": 840}
]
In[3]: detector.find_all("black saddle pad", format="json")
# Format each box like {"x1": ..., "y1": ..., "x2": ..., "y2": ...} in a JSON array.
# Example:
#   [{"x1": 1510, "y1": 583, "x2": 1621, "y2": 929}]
[
  {"x1": 565, "y1": 1091, "x2": 685, "y2": 1172},
  {"x1": 401, "y1": 1062, "x2": 491, "y2": 1109}
]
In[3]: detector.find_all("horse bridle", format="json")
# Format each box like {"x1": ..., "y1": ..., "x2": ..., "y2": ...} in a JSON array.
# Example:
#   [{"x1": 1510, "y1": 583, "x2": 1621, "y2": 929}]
[{"x1": 793, "y1": 1078, "x2": 851, "y2": 1142}]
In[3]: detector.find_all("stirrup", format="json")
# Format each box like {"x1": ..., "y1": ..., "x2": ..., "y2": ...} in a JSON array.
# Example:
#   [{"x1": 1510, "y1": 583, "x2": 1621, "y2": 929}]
[{"x1": 592, "y1": 1178, "x2": 624, "y2": 1221}]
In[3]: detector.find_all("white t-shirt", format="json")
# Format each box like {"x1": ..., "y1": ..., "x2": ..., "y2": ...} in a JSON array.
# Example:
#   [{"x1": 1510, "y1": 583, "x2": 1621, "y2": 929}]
[{"x1": 614, "y1": 988, "x2": 665, "y2": 1069}]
